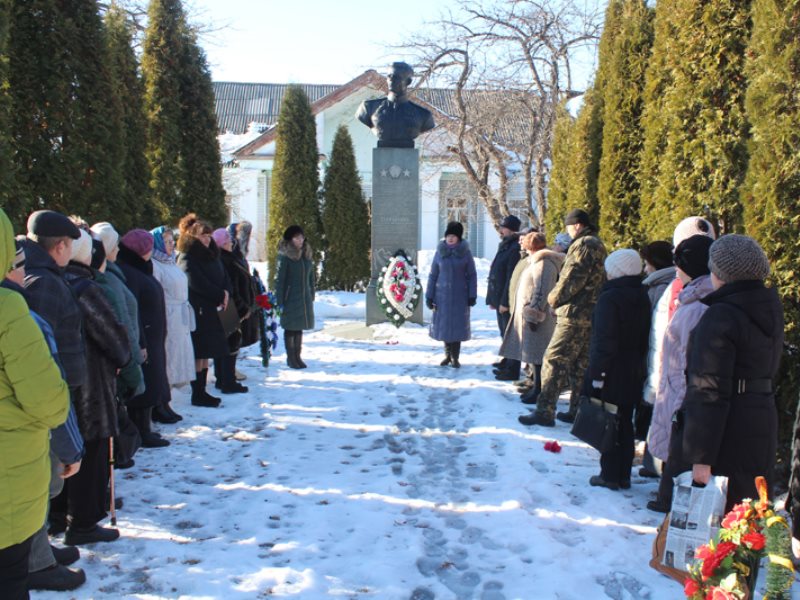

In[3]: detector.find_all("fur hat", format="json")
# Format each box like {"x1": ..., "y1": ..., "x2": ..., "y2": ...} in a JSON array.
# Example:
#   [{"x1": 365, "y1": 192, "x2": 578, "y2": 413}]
[
  {"x1": 709, "y1": 234, "x2": 771, "y2": 283},
  {"x1": 90, "y1": 222, "x2": 120, "y2": 257},
  {"x1": 70, "y1": 229, "x2": 93, "y2": 265},
  {"x1": 672, "y1": 216, "x2": 715, "y2": 248},
  {"x1": 212, "y1": 228, "x2": 231, "y2": 248},
  {"x1": 604, "y1": 248, "x2": 642, "y2": 279},
  {"x1": 120, "y1": 229, "x2": 154, "y2": 258},
  {"x1": 641, "y1": 241, "x2": 674, "y2": 271},
  {"x1": 564, "y1": 209, "x2": 591, "y2": 227},
  {"x1": 673, "y1": 235, "x2": 713, "y2": 280},
  {"x1": 444, "y1": 221, "x2": 464, "y2": 240},
  {"x1": 283, "y1": 225, "x2": 304, "y2": 242}
]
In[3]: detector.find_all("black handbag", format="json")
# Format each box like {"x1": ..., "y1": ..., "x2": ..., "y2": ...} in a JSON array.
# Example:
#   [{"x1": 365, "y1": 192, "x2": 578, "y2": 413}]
[{"x1": 571, "y1": 395, "x2": 619, "y2": 453}]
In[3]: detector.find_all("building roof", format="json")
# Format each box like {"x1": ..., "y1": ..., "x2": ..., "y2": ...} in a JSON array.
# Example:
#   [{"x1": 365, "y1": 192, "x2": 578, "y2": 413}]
[{"x1": 213, "y1": 70, "x2": 537, "y2": 158}]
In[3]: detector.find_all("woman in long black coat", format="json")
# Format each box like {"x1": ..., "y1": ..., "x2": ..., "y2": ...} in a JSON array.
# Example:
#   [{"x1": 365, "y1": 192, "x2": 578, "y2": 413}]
[
  {"x1": 585, "y1": 249, "x2": 651, "y2": 491},
  {"x1": 228, "y1": 222, "x2": 260, "y2": 348},
  {"x1": 116, "y1": 229, "x2": 171, "y2": 448},
  {"x1": 176, "y1": 214, "x2": 231, "y2": 406},
  {"x1": 54, "y1": 229, "x2": 131, "y2": 543},
  {"x1": 679, "y1": 235, "x2": 783, "y2": 511}
]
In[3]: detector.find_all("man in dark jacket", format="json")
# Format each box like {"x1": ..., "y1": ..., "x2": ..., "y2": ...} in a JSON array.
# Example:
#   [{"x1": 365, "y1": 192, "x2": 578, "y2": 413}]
[
  {"x1": 486, "y1": 215, "x2": 521, "y2": 374},
  {"x1": 679, "y1": 234, "x2": 783, "y2": 511},
  {"x1": 519, "y1": 209, "x2": 607, "y2": 427}
]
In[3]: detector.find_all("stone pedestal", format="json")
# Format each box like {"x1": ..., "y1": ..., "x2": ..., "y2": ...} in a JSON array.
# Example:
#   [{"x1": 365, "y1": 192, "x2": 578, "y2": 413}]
[{"x1": 366, "y1": 147, "x2": 423, "y2": 326}]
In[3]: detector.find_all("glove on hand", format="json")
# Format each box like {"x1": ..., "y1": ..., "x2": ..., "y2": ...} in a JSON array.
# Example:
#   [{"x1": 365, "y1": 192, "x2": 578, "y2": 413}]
[
  {"x1": 468, "y1": 297, "x2": 476, "y2": 307},
  {"x1": 426, "y1": 298, "x2": 435, "y2": 310}
]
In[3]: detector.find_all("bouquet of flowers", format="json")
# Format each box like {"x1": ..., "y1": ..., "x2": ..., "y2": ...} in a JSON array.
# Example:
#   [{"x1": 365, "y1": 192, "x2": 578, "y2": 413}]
[
  {"x1": 252, "y1": 268, "x2": 280, "y2": 367},
  {"x1": 684, "y1": 476, "x2": 794, "y2": 600},
  {"x1": 376, "y1": 250, "x2": 422, "y2": 328}
]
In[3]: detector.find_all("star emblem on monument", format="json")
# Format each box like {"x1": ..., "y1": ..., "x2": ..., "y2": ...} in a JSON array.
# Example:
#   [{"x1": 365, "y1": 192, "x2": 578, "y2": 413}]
[
  {"x1": 380, "y1": 169, "x2": 388, "y2": 177},
  {"x1": 403, "y1": 169, "x2": 411, "y2": 177}
]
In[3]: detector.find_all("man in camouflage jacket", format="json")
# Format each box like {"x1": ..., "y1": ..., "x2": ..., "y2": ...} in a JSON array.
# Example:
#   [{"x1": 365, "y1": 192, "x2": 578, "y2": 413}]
[{"x1": 519, "y1": 209, "x2": 607, "y2": 427}]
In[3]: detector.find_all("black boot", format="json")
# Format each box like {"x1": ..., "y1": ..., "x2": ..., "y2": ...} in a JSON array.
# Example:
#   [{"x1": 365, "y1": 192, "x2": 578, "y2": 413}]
[
  {"x1": 152, "y1": 403, "x2": 179, "y2": 424},
  {"x1": 440, "y1": 343, "x2": 452, "y2": 366},
  {"x1": 131, "y1": 407, "x2": 170, "y2": 448},
  {"x1": 220, "y1": 354, "x2": 248, "y2": 394},
  {"x1": 450, "y1": 342, "x2": 461, "y2": 368},
  {"x1": 285, "y1": 331, "x2": 303, "y2": 369},
  {"x1": 295, "y1": 331, "x2": 307, "y2": 369},
  {"x1": 191, "y1": 370, "x2": 220, "y2": 407}
]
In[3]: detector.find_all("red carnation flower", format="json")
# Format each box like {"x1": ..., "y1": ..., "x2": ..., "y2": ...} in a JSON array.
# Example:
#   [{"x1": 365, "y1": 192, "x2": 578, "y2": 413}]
[
  {"x1": 684, "y1": 577, "x2": 700, "y2": 597},
  {"x1": 742, "y1": 531, "x2": 765, "y2": 551}
]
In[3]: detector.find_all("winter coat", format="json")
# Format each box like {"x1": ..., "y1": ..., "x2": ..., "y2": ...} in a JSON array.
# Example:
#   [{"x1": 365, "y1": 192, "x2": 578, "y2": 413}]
[
  {"x1": 220, "y1": 248, "x2": 257, "y2": 352},
  {"x1": 274, "y1": 239, "x2": 315, "y2": 331},
  {"x1": 117, "y1": 244, "x2": 171, "y2": 408},
  {"x1": 500, "y1": 249, "x2": 564, "y2": 365},
  {"x1": 642, "y1": 282, "x2": 676, "y2": 405},
  {"x1": 678, "y1": 280, "x2": 784, "y2": 509},
  {"x1": 0, "y1": 214, "x2": 69, "y2": 549},
  {"x1": 586, "y1": 275, "x2": 651, "y2": 409},
  {"x1": 643, "y1": 266, "x2": 676, "y2": 309},
  {"x1": 426, "y1": 240, "x2": 477, "y2": 343},
  {"x1": 229, "y1": 243, "x2": 260, "y2": 347},
  {"x1": 152, "y1": 256, "x2": 196, "y2": 387},
  {"x1": 23, "y1": 240, "x2": 86, "y2": 389},
  {"x1": 486, "y1": 233, "x2": 520, "y2": 308},
  {"x1": 65, "y1": 263, "x2": 130, "y2": 441},
  {"x1": 648, "y1": 275, "x2": 715, "y2": 461},
  {"x1": 93, "y1": 267, "x2": 144, "y2": 400},
  {"x1": 547, "y1": 226, "x2": 607, "y2": 326},
  {"x1": 789, "y1": 391, "x2": 800, "y2": 539},
  {"x1": 177, "y1": 236, "x2": 231, "y2": 358}
]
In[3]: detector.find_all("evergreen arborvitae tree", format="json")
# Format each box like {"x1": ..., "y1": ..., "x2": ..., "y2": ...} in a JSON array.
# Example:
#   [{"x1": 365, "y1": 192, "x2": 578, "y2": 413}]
[
  {"x1": 267, "y1": 85, "x2": 322, "y2": 285},
  {"x1": 60, "y1": 0, "x2": 125, "y2": 223},
  {"x1": 105, "y1": 3, "x2": 155, "y2": 231},
  {"x1": 0, "y1": 0, "x2": 15, "y2": 223},
  {"x1": 544, "y1": 103, "x2": 574, "y2": 237},
  {"x1": 565, "y1": 85, "x2": 603, "y2": 228},
  {"x1": 7, "y1": 0, "x2": 73, "y2": 224},
  {"x1": 743, "y1": 0, "x2": 800, "y2": 458},
  {"x1": 320, "y1": 125, "x2": 370, "y2": 291},
  {"x1": 596, "y1": 0, "x2": 653, "y2": 249},
  {"x1": 638, "y1": 0, "x2": 680, "y2": 242},
  {"x1": 179, "y1": 31, "x2": 227, "y2": 225},
  {"x1": 643, "y1": 0, "x2": 751, "y2": 239},
  {"x1": 142, "y1": 0, "x2": 185, "y2": 222}
]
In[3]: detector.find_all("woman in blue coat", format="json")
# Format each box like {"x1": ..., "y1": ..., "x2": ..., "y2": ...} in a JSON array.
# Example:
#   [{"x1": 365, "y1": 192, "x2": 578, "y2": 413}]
[{"x1": 426, "y1": 222, "x2": 477, "y2": 368}]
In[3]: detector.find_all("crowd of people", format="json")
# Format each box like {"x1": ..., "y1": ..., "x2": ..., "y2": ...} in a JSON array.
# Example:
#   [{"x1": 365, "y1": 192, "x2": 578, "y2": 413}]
[
  {"x1": 426, "y1": 208, "x2": 785, "y2": 516},
  {"x1": 0, "y1": 207, "x2": 315, "y2": 597}
]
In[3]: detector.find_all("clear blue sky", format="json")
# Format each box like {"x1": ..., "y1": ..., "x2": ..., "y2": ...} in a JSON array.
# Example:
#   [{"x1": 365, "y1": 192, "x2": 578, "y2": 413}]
[{"x1": 192, "y1": 0, "x2": 458, "y2": 84}]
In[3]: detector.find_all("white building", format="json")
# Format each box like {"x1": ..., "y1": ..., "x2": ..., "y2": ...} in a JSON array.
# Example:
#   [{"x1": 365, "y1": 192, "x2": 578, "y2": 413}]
[{"x1": 215, "y1": 71, "x2": 532, "y2": 262}]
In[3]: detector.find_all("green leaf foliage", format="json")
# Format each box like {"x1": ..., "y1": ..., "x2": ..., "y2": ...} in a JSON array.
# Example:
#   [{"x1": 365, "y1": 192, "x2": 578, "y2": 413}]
[
  {"x1": 320, "y1": 125, "x2": 370, "y2": 291},
  {"x1": 267, "y1": 85, "x2": 322, "y2": 286},
  {"x1": 544, "y1": 102, "x2": 574, "y2": 238},
  {"x1": 564, "y1": 85, "x2": 603, "y2": 229},
  {"x1": 596, "y1": 0, "x2": 654, "y2": 249},
  {"x1": 142, "y1": 0, "x2": 185, "y2": 223},
  {"x1": 640, "y1": 0, "x2": 751, "y2": 240},
  {"x1": 743, "y1": 0, "x2": 800, "y2": 465},
  {"x1": 0, "y1": 0, "x2": 16, "y2": 226},
  {"x1": 105, "y1": 3, "x2": 156, "y2": 231}
]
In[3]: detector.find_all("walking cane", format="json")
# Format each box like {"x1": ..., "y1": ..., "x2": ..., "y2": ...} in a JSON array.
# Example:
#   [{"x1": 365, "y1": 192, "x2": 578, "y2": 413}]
[{"x1": 109, "y1": 437, "x2": 117, "y2": 526}]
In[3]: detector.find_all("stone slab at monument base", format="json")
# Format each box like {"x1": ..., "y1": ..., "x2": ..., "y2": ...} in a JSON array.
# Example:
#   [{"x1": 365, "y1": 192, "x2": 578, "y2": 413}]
[{"x1": 366, "y1": 147, "x2": 423, "y2": 326}]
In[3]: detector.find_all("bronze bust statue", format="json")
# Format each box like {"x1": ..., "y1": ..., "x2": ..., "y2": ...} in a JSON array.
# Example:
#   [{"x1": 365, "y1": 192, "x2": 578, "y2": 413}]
[{"x1": 356, "y1": 62, "x2": 436, "y2": 148}]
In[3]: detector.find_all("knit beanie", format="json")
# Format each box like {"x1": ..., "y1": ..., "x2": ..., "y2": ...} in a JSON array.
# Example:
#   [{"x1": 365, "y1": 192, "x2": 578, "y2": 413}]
[
  {"x1": 283, "y1": 225, "x2": 304, "y2": 242},
  {"x1": 554, "y1": 232, "x2": 572, "y2": 250},
  {"x1": 121, "y1": 229, "x2": 154, "y2": 258},
  {"x1": 90, "y1": 222, "x2": 120, "y2": 257},
  {"x1": 709, "y1": 234, "x2": 771, "y2": 283},
  {"x1": 604, "y1": 248, "x2": 642, "y2": 279},
  {"x1": 672, "y1": 216, "x2": 716, "y2": 248},
  {"x1": 444, "y1": 221, "x2": 464, "y2": 240},
  {"x1": 673, "y1": 235, "x2": 713, "y2": 280},
  {"x1": 212, "y1": 228, "x2": 231, "y2": 248},
  {"x1": 70, "y1": 229, "x2": 93, "y2": 266},
  {"x1": 641, "y1": 240, "x2": 673, "y2": 271}
]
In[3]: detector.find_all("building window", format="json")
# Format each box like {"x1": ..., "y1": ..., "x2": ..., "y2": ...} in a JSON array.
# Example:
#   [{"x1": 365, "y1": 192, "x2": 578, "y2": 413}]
[{"x1": 439, "y1": 174, "x2": 483, "y2": 257}]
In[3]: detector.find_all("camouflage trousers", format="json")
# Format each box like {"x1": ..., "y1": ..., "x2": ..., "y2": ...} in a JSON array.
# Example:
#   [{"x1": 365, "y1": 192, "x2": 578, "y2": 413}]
[{"x1": 535, "y1": 321, "x2": 591, "y2": 419}]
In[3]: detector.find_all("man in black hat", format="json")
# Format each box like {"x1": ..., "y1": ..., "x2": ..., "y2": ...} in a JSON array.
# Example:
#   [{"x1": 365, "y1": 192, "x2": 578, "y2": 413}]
[
  {"x1": 519, "y1": 209, "x2": 606, "y2": 427},
  {"x1": 486, "y1": 215, "x2": 523, "y2": 376}
]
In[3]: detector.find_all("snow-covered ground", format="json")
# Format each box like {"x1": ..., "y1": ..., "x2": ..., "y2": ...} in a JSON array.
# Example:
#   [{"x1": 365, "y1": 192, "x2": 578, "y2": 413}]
[{"x1": 33, "y1": 260, "x2": 792, "y2": 599}]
